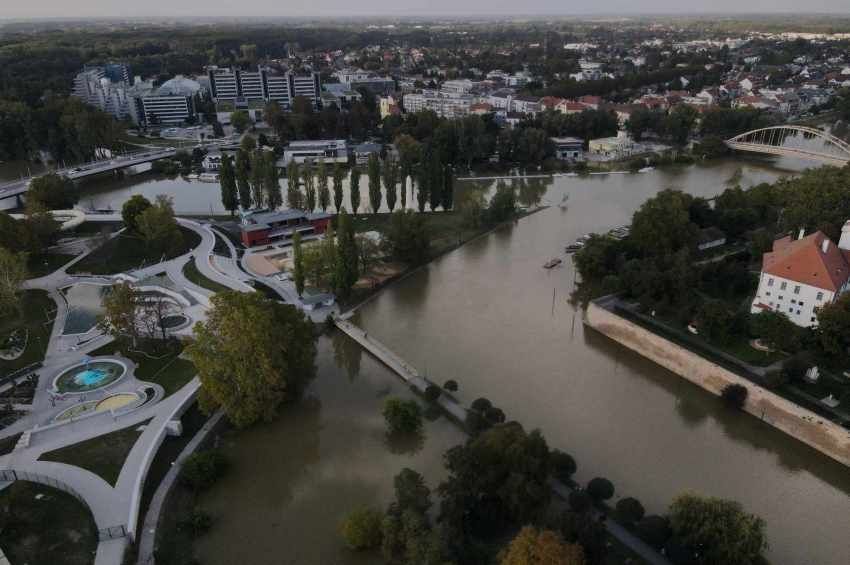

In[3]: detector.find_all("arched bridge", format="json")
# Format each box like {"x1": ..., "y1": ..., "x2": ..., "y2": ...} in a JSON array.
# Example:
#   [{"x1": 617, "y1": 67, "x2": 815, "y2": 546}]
[{"x1": 725, "y1": 125, "x2": 850, "y2": 167}]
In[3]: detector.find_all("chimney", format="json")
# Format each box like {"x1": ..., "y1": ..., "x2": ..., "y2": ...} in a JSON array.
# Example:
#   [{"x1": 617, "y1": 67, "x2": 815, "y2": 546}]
[
  {"x1": 797, "y1": 228, "x2": 805, "y2": 240},
  {"x1": 839, "y1": 220, "x2": 850, "y2": 251},
  {"x1": 822, "y1": 238, "x2": 830, "y2": 254}
]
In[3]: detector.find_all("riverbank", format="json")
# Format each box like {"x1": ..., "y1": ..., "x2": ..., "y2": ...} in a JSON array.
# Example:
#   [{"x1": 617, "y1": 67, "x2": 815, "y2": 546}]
[{"x1": 585, "y1": 296, "x2": 850, "y2": 468}]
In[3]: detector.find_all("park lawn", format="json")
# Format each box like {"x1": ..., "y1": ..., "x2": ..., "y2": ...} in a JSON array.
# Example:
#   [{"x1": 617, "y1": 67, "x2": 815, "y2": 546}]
[
  {"x1": 0, "y1": 481, "x2": 98, "y2": 565},
  {"x1": 40, "y1": 420, "x2": 151, "y2": 486},
  {"x1": 0, "y1": 290, "x2": 56, "y2": 375},
  {"x1": 68, "y1": 226, "x2": 201, "y2": 275},
  {"x1": 716, "y1": 336, "x2": 786, "y2": 367},
  {"x1": 182, "y1": 260, "x2": 230, "y2": 294},
  {"x1": 27, "y1": 252, "x2": 78, "y2": 278},
  {"x1": 91, "y1": 339, "x2": 196, "y2": 396}
]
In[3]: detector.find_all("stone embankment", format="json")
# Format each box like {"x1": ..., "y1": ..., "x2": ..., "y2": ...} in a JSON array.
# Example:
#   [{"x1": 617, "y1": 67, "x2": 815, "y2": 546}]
[{"x1": 585, "y1": 298, "x2": 850, "y2": 468}]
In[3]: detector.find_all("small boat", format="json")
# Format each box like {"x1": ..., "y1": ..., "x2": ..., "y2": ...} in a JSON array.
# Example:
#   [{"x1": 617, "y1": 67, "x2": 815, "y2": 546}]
[
  {"x1": 565, "y1": 242, "x2": 584, "y2": 253},
  {"x1": 198, "y1": 173, "x2": 220, "y2": 183},
  {"x1": 543, "y1": 258, "x2": 563, "y2": 269},
  {"x1": 638, "y1": 166, "x2": 655, "y2": 173}
]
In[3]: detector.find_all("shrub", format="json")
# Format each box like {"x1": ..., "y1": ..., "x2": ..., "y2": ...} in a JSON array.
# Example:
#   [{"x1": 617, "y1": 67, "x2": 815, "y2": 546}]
[
  {"x1": 341, "y1": 506, "x2": 383, "y2": 550},
  {"x1": 782, "y1": 356, "x2": 809, "y2": 383},
  {"x1": 424, "y1": 384, "x2": 441, "y2": 403},
  {"x1": 465, "y1": 410, "x2": 491, "y2": 434},
  {"x1": 636, "y1": 515, "x2": 672, "y2": 549},
  {"x1": 382, "y1": 397, "x2": 423, "y2": 434},
  {"x1": 586, "y1": 477, "x2": 615, "y2": 502},
  {"x1": 177, "y1": 508, "x2": 213, "y2": 537},
  {"x1": 179, "y1": 450, "x2": 227, "y2": 492},
  {"x1": 550, "y1": 450, "x2": 577, "y2": 482},
  {"x1": 568, "y1": 490, "x2": 592, "y2": 513},
  {"x1": 484, "y1": 406, "x2": 506, "y2": 424},
  {"x1": 443, "y1": 379, "x2": 459, "y2": 392},
  {"x1": 615, "y1": 497, "x2": 645, "y2": 525},
  {"x1": 721, "y1": 383, "x2": 748, "y2": 410},
  {"x1": 471, "y1": 397, "x2": 492, "y2": 412}
]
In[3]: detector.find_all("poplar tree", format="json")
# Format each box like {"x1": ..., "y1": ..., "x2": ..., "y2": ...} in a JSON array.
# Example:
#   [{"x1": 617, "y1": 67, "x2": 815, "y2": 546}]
[
  {"x1": 264, "y1": 153, "x2": 282, "y2": 209},
  {"x1": 317, "y1": 159, "x2": 330, "y2": 212},
  {"x1": 335, "y1": 210, "x2": 360, "y2": 299},
  {"x1": 350, "y1": 166, "x2": 361, "y2": 215},
  {"x1": 219, "y1": 154, "x2": 239, "y2": 215},
  {"x1": 302, "y1": 162, "x2": 316, "y2": 212},
  {"x1": 332, "y1": 162, "x2": 345, "y2": 212},
  {"x1": 235, "y1": 149, "x2": 252, "y2": 210},
  {"x1": 292, "y1": 231, "x2": 305, "y2": 297},
  {"x1": 417, "y1": 159, "x2": 429, "y2": 213},
  {"x1": 441, "y1": 164, "x2": 454, "y2": 211},
  {"x1": 287, "y1": 161, "x2": 303, "y2": 209},
  {"x1": 383, "y1": 159, "x2": 398, "y2": 212},
  {"x1": 429, "y1": 153, "x2": 443, "y2": 212},
  {"x1": 367, "y1": 153, "x2": 382, "y2": 213},
  {"x1": 251, "y1": 150, "x2": 266, "y2": 208}
]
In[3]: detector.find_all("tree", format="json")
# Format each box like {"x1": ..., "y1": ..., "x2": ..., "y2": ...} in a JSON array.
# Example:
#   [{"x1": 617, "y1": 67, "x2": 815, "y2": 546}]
[
  {"x1": 721, "y1": 383, "x2": 748, "y2": 410},
  {"x1": 395, "y1": 134, "x2": 421, "y2": 210},
  {"x1": 186, "y1": 291, "x2": 317, "y2": 427},
  {"x1": 383, "y1": 159, "x2": 399, "y2": 212},
  {"x1": 0, "y1": 248, "x2": 28, "y2": 316},
  {"x1": 341, "y1": 507, "x2": 383, "y2": 550},
  {"x1": 382, "y1": 397, "x2": 423, "y2": 434},
  {"x1": 443, "y1": 379, "x2": 459, "y2": 392},
  {"x1": 287, "y1": 161, "x2": 303, "y2": 209},
  {"x1": 240, "y1": 135, "x2": 257, "y2": 152},
  {"x1": 615, "y1": 498, "x2": 645, "y2": 526},
  {"x1": 630, "y1": 189, "x2": 697, "y2": 257},
  {"x1": 385, "y1": 210, "x2": 430, "y2": 264},
  {"x1": 696, "y1": 300, "x2": 736, "y2": 345},
  {"x1": 636, "y1": 515, "x2": 672, "y2": 549},
  {"x1": 368, "y1": 153, "x2": 382, "y2": 213},
  {"x1": 335, "y1": 210, "x2": 359, "y2": 300},
  {"x1": 302, "y1": 163, "x2": 316, "y2": 211},
  {"x1": 27, "y1": 173, "x2": 76, "y2": 210},
  {"x1": 136, "y1": 195, "x2": 183, "y2": 259},
  {"x1": 231, "y1": 110, "x2": 251, "y2": 133},
  {"x1": 749, "y1": 310, "x2": 800, "y2": 353},
  {"x1": 121, "y1": 194, "x2": 152, "y2": 233},
  {"x1": 441, "y1": 165, "x2": 454, "y2": 211},
  {"x1": 332, "y1": 162, "x2": 345, "y2": 211},
  {"x1": 292, "y1": 231, "x2": 305, "y2": 297},
  {"x1": 586, "y1": 477, "x2": 614, "y2": 502},
  {"x1": 263, "y1": 152, "x2": 282, "y2": 209},
  {"x1": 250, "y1": 151, "x2": 266, "y2": 208},
  {"x1": 317, "y1": 159, "x2": 330, "y2": 212},
  {"x1": 567, "y1": 491, "x2": 592, "y2": 513},
  {"x1": 179, "y1": 450, "x2": 227, "y2": 492},
  {"x1": 235, "y1": 149, "x2": 252, "y2": 210},
  {"x1": 663, "y1": 105, "x2": 698, "y2": 145},
  {"x1": 392, "y1": 468, "x2": 432, "y2": 515},
  {"x1": 550, "y1": 450, "x2": 577, "y2": 483},
  {"x1": 625, "y1": 108, "x2": 664, "y2": 141},
  {"x1": 816, "y1": 292, "x2": 850, "y2": 358},
  {"x1": 668, "y1": 493, "x2": 767, "y2": 565},
  {"x1": 98, "y1": 282, "x2": 140, "y2": 346},
  {"x1": 499, "y1": 526, "x2": 586, "y2": 565},
  {"x1": 350, "y1": 166, "x2": 362, "y2": 215},
  {"x1": 219, "y1": 155, "x2": 239, "y2": 215}
]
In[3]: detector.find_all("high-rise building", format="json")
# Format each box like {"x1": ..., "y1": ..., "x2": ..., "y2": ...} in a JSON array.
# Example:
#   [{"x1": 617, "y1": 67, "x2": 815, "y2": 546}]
[{"x1": 206, "y1": 66, "x2": 321, "y2": 109}]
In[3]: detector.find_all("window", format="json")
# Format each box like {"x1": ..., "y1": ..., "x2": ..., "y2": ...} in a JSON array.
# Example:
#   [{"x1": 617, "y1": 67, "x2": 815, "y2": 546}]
[
  {"x1": 780, "y1": 281, "x2": 787, "y2": 290},
  {"x1": 796, "y1": 310, "x2": 801, "y2": 315},
  {"x1": 791, "y1": 299, "x2": 796, "y2": 304},
  {"x1": 789, "y1": 307, "x2": 794, "y2": 313},
  {"x1": 779, "y1": 295, "x2": 784, "y2": 300},
  {"x1": 817, "y1": 292, "x2": 824, "y2": 301},
  {"x1": 767, "y1": 278, "x2": 774, "y2": 287},
  {"x1": 794, "y1": 285, "x2": 801, "y2": 294},
  {"x1": 798, "y1": 302, "x2": 804, "y2": 307},
  {"x1": 811, "y1": 317, "x2": 817, "y2": 322},
  {"x1": 766, "y1": 291, "x2": 771, "y2": 296}
]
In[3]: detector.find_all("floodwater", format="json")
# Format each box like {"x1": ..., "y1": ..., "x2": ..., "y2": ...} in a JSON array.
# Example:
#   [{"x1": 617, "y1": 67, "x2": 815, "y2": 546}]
[
  {"x1": 194, "y1": 335, "x2": 466, "y2": 565},
  {"x1": 349, "y1": 157, "x2": 850, "y2": 565},
  {"x1": 62, "y1": 283, "x2": 109, "y2": 335}
]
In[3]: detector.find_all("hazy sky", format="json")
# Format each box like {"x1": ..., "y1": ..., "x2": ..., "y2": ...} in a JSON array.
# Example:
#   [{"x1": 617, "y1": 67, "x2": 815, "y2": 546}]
[{"x1": 3, "y1": 1, "x2": 850, "y2": 19}]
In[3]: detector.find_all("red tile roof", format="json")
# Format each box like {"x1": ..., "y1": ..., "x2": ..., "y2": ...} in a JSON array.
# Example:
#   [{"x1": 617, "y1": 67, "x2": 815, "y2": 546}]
[{"x1": 762, "y1": 232, "x2": 850, "y2": 292}]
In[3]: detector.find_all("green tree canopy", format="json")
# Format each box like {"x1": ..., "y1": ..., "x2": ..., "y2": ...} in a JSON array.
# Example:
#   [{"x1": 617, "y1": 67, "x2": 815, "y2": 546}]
[
  {"x1": 28, "y1": 173, "x2": 76, "y2": 210},
  {"x1": 630, "y1": 189, "x2": 697, "y2": 257},
  {"x1": 0, "y1": 247, "x2": 28, "y2": 315},
  {"x1": 499, "y1": 526, "x2": 586, "y2": 565}
]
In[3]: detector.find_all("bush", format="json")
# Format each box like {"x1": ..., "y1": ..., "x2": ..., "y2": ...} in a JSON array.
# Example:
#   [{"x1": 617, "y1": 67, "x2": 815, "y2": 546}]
[
  {"x1": 568, "y1": 490, "x2": 592, "y2": 513},
  {"x1": 465, "y1": 410, "x2": 491, "y2": 434},
  {"x1": 721, "y1": 383, "x2": 748, "y2": 410},
  {"x1": 636, "y1": 515, "x2": 672, "y2": 549},
  {"x1": 470, "y1": 397, "x2": 492, "y2": 412},
  {"x1": 341, "y1": 506, "x2": 383, "y2": 550},
  {"x1": 179, "y1": 450, "x2": 227, "y2": 492},
  {"x1": 484, "y1": 406, "x2": 506, "y2": 424},
  {"x1": 382, "y1": 398, "x2": 423, "y2": 434},
  {"x1": 443, "y1": 379, "x2": 459, "y2": 392},
  {"x1": 615, "y1": 497, "x2": 645, "y2": 525},
  {"x1": 550, "y1": 450, "x2": 577, "y2": 482},
  {"x1": 782, "y1": 355, "x2": 809, "y2": 383},
  {"x1": 586, "y1": 477, "x2": 615, "y2": 502},
  {"x1": 177, "y1": 508, "x2": 213, "y2": 537},
  {"x1": 424, "y1": 384, "x2": 441, "y2": 403}
]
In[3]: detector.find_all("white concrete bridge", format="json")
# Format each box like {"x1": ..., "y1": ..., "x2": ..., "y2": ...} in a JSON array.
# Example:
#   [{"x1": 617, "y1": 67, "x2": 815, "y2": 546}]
[{"x1": 725, "y1": 125, "x2": 850, "y2": 167}]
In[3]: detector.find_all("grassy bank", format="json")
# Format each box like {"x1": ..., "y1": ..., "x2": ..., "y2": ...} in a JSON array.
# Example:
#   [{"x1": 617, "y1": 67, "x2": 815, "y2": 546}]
[
  {"x1": 0, "y1": 290, "x2": 56, "y2": 375},
  {"x1": 182, "y1": 260, "x2": 230, "y2": 294},
  {"x1": 68, "y1": 226, "x2": 201, "y2": 275}
]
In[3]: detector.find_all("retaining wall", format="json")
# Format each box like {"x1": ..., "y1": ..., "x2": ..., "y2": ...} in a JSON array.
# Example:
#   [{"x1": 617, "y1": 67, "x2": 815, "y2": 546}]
[{"x1": 585, "y1": 301, "x2": 850, "y2": 468}]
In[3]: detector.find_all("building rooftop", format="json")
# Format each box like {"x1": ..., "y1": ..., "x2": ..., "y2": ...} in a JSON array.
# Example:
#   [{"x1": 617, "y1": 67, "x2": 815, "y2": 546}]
[{"x1": 762, "y1": 232, "x2": 850, "y2": 292}]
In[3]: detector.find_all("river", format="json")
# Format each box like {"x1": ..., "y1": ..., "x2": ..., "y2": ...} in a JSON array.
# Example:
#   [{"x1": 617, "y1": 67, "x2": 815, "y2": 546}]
[{"x1": 349, "y1": 157, "x2": 850, "y2": 565}]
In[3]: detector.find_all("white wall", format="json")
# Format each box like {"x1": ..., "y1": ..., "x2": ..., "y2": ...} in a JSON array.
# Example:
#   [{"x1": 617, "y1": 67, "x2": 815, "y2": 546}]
[{"x1": 751, "y1": 272, "x2": 834, "y2": 327}]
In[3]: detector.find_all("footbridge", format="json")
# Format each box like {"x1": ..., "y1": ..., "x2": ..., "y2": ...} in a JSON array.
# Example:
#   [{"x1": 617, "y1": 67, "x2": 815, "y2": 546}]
[{"x1": 725, "y1": 125, "x2": 850, "y2": 166}]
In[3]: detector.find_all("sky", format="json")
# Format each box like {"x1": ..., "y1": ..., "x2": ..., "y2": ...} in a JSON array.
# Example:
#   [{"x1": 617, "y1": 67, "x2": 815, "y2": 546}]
[{"x1": 3, "y1": 1, "x2": 850, "y2": 20}]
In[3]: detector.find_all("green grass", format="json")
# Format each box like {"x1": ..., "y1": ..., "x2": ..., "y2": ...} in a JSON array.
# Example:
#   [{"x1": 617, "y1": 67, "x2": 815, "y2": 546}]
[
  {"x1": 0, "y1": 481, "x2": 98, "y2": 565},
  {"x1": 718, "y1": 336, "x2": 786, "y2": 367},
  {"x1": 40, "y1": 421, "x2": 150, "y2": 486},
  {"x1": 68, "y1": 226, "x2": 201, "y2": 275},
  {"x1": 182, "y1": 260, "x2": 230, "y2": 294},
  {"x1": 26, "y1": 252, "x2": 77, "y2": 278},
  {"x1": 0, "y1": 290, "x2": 56, "y2": 376},
  {"x1": 0, "y1": 432, "x2": 22, "y2": 455},
  {"x1": 351, "y1": 211, "x2": 491, "y2": 257},
  {"x1": 91, "y1": 339, "x2": 196, "y2": 397}
]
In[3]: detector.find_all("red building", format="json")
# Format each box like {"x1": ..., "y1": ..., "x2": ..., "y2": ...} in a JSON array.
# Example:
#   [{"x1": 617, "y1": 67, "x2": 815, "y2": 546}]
[{"x1": 240, "y1": 209, "x2": 332, "y2": 247}]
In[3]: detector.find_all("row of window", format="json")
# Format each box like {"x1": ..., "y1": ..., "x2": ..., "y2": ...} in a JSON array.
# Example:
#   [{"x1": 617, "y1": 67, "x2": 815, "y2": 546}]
[{"x1": 765, "y1": 278, "x2": 825, "y2": 301}]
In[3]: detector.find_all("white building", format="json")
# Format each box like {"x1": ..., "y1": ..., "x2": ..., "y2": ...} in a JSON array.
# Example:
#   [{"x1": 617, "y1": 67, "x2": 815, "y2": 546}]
[
  {"x1": 402, "y1": 91, "x2": 473, "y2": 118},
  {"x1": 207, "y1": 66, "x2": 321, "y2": 109},
  {"x1": 282, "y1": 140, "x2": 349, "y2": 164},
  {"x1": 588, "y1": 131, "x2": 635, "y2": 160},
  {"x1": 750, "y1": 225, "x2": 850, "y2": 328}
]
